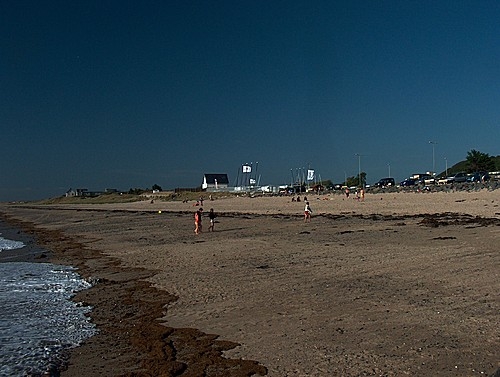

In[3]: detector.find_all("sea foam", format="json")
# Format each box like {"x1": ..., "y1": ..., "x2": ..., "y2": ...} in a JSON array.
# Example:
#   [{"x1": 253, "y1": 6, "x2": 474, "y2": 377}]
[{"x1": 0, "y1": 237, "x2": 96, "y2": 376}]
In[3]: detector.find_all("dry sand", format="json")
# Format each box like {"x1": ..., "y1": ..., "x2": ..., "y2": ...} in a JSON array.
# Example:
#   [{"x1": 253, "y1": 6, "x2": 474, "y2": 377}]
[{"x1": 1, "y1": 190, "x2": 499, "y2": 376}]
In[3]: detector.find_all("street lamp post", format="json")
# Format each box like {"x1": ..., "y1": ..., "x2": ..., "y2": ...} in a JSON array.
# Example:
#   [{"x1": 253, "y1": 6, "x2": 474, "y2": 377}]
[
  {"x1": 429, "y1": 141, "x2": 437, "y2": 175},
  {"x1": 444, "y1": 157, "x2": 448, "y2": 177},
  {"x1": 388, "y1": 163, "x2": 391, "y2": 178},
  {"x1": 355, "y1": 153, "x2": 362, "y2": 188}
]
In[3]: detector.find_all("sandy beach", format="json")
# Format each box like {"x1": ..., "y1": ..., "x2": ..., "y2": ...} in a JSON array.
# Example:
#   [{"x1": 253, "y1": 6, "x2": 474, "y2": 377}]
[{"x1": 1, "y1": 190, "x2": 499, "y2": 376}]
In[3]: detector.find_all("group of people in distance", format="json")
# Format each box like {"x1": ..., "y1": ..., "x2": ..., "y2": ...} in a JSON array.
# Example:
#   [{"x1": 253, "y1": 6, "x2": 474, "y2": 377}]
[
  {"x1": 345, "y1": 187, "x2": 365, "y2": 201},
  {"x1": 194, "y1": 207, "x2": 216, "y2": 235},
  {"x1": 194, "y1": 201, "x2": 313, "y2": 234},
  {"x1": 194, "y1": 187, "x2": 373, "y2": 233}
]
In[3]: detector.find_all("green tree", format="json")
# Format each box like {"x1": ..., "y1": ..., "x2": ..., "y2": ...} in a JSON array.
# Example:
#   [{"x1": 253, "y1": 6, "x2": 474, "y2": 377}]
[
  {"x1": 128, "y1": 188, "x2": 144, "y2": 195},
  {"x1": 360, "y1": 172, "x2": 367, "y2": 187},
  {"x1": 320, "y1": 179, "x2": 333, "y2": 188},
  {"x1": 345, "y1": 172, "x2": 366, "y2": 187},
  {"x1": 152, "y1": 184, "x2": 162, "y2": 191},
  {"x1": 345, "y1": 176, "x2": 356, "y2": 187},
  {"x1": 465, "y1": 150, "x2": 495, "y2": 173}
]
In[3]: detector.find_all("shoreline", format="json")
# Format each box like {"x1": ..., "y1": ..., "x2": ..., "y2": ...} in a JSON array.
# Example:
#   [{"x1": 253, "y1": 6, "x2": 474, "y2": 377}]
[
  {"x1": 1, "y1": 191, "x2": 499, "y2": 376},
  {"x1": 0, "y1": 219, "x2": 51, "y2": 263},
  {"x1": 0, "y1": 210, "x2": 267, "y2": 377}
]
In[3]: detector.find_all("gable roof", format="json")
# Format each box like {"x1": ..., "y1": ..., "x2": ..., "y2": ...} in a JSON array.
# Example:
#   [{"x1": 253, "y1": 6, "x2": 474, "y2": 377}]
[{"x1": 204, "y1": 173, "x2": 229, "y2": 185}]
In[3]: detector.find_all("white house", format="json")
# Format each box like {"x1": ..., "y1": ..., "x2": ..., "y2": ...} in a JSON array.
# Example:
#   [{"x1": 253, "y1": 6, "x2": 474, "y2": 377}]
[{"x1": 202, "y1": 174, "x2": 229, "y2": 190}]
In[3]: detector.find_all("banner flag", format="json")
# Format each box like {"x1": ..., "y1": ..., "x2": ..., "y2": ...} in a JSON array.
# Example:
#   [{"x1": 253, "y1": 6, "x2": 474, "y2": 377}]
[
  {"x1": 242, "y1": 165, "x2": 252, "y2": 173},
  {"x1": 307, "y1": 169, "x2": 315, "y2": 181}
]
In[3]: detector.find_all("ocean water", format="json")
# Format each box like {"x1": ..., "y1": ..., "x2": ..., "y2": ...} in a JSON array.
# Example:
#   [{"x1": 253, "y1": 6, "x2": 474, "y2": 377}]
[
  {"x1": 0, "y1": 235, "x2": 97, "y2": 377},
  {"x1": 0, "y1": 235, "x2": 25, "y2": 251}
]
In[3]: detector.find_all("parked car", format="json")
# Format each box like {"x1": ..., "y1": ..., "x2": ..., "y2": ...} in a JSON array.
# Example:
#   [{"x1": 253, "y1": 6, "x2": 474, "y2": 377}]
[
  {"x1": 415, "y1": 173, "x2": 434, "y2": 185},
  {"x1": 438, "y1": 176, "x2": 453, "y2": 185},
  {"x1": 374, "y1": 177, "x2": 395, "y2": 188},
  {"x1": 424, "y1": 176, "x2": 436, "y2": 185},
  {"x1": 400, "y1": 178, "x2": 416, "y2": 186},
  {"x1": 467, "y1": 171, "x2": 490, "y2": 183},
  {"x1": 450, "y1": 172, "x2": 468, "y2": 183}
]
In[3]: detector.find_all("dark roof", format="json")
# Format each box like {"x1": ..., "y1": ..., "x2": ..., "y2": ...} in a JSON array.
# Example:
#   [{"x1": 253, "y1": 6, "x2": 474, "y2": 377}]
[{"x1": 204, "y1": 173, "x2": 229, "y2": 184}]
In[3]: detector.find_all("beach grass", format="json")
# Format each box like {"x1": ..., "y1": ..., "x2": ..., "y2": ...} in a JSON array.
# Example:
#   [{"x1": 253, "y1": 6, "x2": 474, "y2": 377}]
[
  {"x1": 34, "y1": 193, "x2": 144, "y2": 205},
  {"x1": 31, "y1": 190, "x2": 244, "y2": 205}
]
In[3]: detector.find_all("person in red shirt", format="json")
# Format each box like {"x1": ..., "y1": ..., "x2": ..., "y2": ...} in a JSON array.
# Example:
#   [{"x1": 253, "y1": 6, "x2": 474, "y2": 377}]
[{"x1": 194, "y1": 208, "x2": 203, "y2": 234}]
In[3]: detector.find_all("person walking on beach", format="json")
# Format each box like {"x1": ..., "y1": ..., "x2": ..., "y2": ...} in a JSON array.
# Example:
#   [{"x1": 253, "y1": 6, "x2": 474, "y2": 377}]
[
  {"x1": 355, "y1": 187, "x2": 365, "y2": 202},
  {"x1": 208, "y1": 208, "x2": 217, "y2": 231},
  {"x1": 194, "y1": 208, "x2": 203, "y2": 234},
  {"x1": 304, "y1": 201, "x2": 312, "y2": 222}
]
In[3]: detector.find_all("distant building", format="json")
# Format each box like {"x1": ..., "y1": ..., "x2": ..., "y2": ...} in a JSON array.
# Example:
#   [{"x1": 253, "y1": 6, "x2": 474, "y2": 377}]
[
  {"x1": 65, "y1": 188, "x2": 89, "y2": 197},
  {"x1": 202, "y1": 174, "x2": 229, "y2": 190},
  {"x1": 65, "y1": 188, "x2": 105, "y2": 197}
]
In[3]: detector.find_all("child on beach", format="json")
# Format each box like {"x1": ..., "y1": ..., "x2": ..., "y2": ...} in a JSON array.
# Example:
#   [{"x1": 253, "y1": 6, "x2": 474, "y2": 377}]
[
  {"x1": 208, "y1": 208, "x2": 216, "y2": 231},
  {"x1": 304, "y1": 201, "x2": 312, "y2": 222},
  {"x1": 194, "y1": 208, "x2": 203, "y2": 234}
]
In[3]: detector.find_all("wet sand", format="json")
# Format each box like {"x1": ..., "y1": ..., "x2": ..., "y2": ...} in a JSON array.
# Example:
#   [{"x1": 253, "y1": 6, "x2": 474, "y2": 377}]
[
  {"x1": 0, "y1": 220, "x2": 50, "y2": 263},
  {"x1": 1, "y1": 190, "x2": 499, "y2": 376}
]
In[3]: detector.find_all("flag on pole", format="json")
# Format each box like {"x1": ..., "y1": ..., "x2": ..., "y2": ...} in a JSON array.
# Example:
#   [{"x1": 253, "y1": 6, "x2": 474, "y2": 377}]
[
  {"x1": 307, "y1": 169, "x2": 315, "y2": 181},
  {"x1": 242, "y1": 165, "x2": 252, "y2": 173}
]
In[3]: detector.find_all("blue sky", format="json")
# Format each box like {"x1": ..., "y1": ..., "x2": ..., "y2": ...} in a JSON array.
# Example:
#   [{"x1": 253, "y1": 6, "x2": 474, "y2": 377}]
[{"x1": 1, "y1": 1, "x2": 499, "y2": 201}]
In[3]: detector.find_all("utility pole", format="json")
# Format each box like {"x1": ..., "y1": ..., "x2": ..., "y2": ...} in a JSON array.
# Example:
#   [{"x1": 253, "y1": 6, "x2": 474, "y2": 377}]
[{"x1": 429, "y1": 141, "x2": 437, "y2": 175}]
